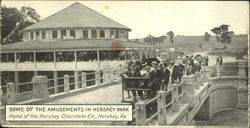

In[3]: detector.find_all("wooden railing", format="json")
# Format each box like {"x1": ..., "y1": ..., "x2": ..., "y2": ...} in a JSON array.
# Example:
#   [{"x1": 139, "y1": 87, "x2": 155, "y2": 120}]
[
  {"x1": 121, "y1": 77, "x2": 151, "y2": 101},
  {"x1": 132, "y1": 64, "x2": 219, "y2": 125},
  {"x1": 0, "y1": 65, "x2": 126, "y2": 104},
  {"x1": 134, "y1": 82, "x2": 185, "y2": 125}
]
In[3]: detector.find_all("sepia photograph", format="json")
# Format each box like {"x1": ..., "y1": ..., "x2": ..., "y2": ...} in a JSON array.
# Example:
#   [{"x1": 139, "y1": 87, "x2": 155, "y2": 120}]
[{"x1": 0, "y1": 0, "x2": 249, "y2": 127}]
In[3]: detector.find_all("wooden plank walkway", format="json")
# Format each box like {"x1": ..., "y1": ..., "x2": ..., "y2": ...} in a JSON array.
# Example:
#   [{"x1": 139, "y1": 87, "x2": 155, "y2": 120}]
[{"x1": 45, "y1": 83, "x2": 129, "y2": 104}]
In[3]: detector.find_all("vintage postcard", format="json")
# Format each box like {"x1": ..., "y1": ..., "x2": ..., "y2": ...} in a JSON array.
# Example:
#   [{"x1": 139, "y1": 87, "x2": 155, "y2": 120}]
[{"x1": 0, "y1": 0, "x2": 249, "y2": 127}]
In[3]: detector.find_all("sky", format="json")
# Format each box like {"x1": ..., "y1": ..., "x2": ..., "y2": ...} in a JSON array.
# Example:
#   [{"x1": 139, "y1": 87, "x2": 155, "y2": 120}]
[{"x1": 2, "y1": 1, "x2": 249, "y2": 39}]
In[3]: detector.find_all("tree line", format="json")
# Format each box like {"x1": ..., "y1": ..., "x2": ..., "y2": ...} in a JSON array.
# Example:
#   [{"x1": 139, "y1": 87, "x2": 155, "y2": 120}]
[
  {"x1": 143, "y1": 31, "x2": 174, "y2": 45},
  {"x1": 143, "y1": 25, "x2": 234, "y2": 49}
]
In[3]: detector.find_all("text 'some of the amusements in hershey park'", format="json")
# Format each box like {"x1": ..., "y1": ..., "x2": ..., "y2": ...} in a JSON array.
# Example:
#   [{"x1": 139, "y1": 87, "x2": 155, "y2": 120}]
[{"x1": 6, "y1": 105, "x2": 132, "y2": 121}]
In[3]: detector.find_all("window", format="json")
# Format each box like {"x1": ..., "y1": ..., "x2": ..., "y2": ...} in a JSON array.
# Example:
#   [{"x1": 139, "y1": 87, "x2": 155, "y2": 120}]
[
  {"x1": 70, "y1": 30, "x2": 75, "y2": 38},
  {"x1": 100, "y1": 30, "x2": 105, "y2": 38},
  {"x1": 17, "y1": 53, "x2": 34, "y2": 62},
  {"x1": 30, "y1": 32, "x2": 34, "y2": 40},
  {"x1": 61, "y1": 30, "x2": 66, "y2": 39},
  {"x1": 77, "y1": 51, "x2": 97, "y2": 61},
  {"x1": 42, "y1": 31, "x2": 46, "y2": 39},
  {"x1": 82, "y1": 30, "x2": 88, "y2": 39},
  {"x1": 91, "y1": 30, "x2": 97, "y2": 38},
  {"x1": 36, "y1": 52, "x2": 54, "y2": 62},
  {"x1": 35, "y1": 31, "x2": 39, "y2": 40},
  {"x1": 52, "y1": 31, "x2": 57, "y2": 39},
  {"x1": 115, "y1": 31, "x2": 119, "y2": 39},
  {"x1": 100, "y1": 50, "x2": 125, "y2": 61},
  {"x1": 110, "y1": 31, "x2": 114, "y2": 38},
  {"x1": 56, "y1": 51, "x2": 75, "y2": 62},
  {"x1": 1, "y1": 53, "x2": 15, "y2": 62}
]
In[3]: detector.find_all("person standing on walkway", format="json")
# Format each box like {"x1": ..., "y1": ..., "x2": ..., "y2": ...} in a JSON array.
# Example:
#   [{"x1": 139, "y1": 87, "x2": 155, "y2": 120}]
[
  {"x1": 216, "y1": 56, "x2": 223, "y2": 66},
  {"x1": 216, "y1": 56, "x2": 223, "y2": 77},
  {"x1": 171, "y1": 60, "x2": 184, "y2": 84},
  {"x1": 148, "y1": 61, "x2": 162, "y2": 97},
  {"x1": 161, "y1": 62, "x2": 170, "y2": 91}
]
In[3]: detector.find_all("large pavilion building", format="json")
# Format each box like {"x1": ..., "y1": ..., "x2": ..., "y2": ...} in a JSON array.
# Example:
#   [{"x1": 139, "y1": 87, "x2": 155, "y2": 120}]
[{"x1": 0, "y1": 2, "x2": 158, "y2": 94}]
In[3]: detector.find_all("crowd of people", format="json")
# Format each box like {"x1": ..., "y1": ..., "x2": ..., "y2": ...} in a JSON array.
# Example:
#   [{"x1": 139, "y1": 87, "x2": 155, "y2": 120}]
[{"x1": 121, "y1": 54, "x2": 210, "y2": 100}]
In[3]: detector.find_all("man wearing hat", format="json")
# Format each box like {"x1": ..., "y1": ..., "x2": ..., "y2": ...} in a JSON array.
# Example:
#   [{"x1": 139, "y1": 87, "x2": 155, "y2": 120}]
[
  {"x1": 171, "y1": 60, "x2": 184, "y2": 84},
  {"x1": 161, "y1": 62, "x2": 170, "y2": 91},
  {"x1": 148, "y1": 61, "x2": 162, "y2": 97}
]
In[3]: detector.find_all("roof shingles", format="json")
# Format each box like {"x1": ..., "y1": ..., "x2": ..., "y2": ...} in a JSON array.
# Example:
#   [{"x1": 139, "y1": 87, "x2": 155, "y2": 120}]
[{"x1": 23, "y1": 2, "x2": 131, "y2": 31}]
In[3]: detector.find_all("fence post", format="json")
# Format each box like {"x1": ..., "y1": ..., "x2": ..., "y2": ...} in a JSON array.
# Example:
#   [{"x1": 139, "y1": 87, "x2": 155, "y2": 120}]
[
  {"x1": 74, "y1": 71, "x2": 80, "y2": 89},
  {"x1": 32, "y1": 76, "x2": 49, "y2": 99},
  {"x1": 95, "y1": 70, "x2": 100, "y2": 86},
  {"x1": 157, "y1": 91, "x2": 167, "y2": 125},
  {"x1": 81, "y1": 72, "x2": 87, "y2": 88},
  {"x1": 7, "y1": 82, "x2": 15, "y2": 104},
  {"x1": 172, "y1": 84, "x2": 179, "y2": 112},
  {"x1": 135, "y1": 101, "x2": 147, "y2": 125},
  {"x1": 64, "y1": 75, "x2": 70, "y2": 93}
]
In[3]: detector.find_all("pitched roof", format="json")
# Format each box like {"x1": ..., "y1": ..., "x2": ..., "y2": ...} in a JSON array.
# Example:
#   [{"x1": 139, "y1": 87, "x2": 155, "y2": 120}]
[
  {"x1": 1, "y1": 39, "x2": 154, "y2": 51},
  {"x1": 23, "y1": 2, "x2": 131, "y2": 31}
]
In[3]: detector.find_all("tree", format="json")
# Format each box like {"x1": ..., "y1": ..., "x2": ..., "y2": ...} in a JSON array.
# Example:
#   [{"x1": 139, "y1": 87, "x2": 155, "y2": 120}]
[
  {"x1": 211, "y1": 27, "x2": 221, "y2": 44},
  {"x1": 157, "y1": 35, "x2": 167, "y2": 44},
  {"x1": 1, "y1": 6, "x2": 40, "y2": 44},
  {"x1": 204, "y1": 32, "x2": 211, "y2": 41},
  {"x1": 166, "y1": 31, "x2": 174, "y2": 43},
  {"x1": 211, "y1": 25, "x2": 234, "y2": 48},
  {"x1": 144, "y1": 34, "x2": 157, "y2": 44}
]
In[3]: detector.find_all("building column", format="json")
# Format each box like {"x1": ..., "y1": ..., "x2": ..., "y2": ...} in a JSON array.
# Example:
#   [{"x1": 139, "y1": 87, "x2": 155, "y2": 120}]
[
  {"x1": 74, "y1": 51, "x2": 77, "y2": 68},
  {"x1": 14, "y1": 52, "x2": 17, "y2": 69},
  {"x1": 130, "y1": 48, "x2": 133, "y2": 58},
  {"x1": 88, "y1": 30, "x2": 91, "y2": 39},
  {"x1": 97, "y1": 50, "x2": 101, "y2": 86},
  {"x1": 105, "y1": 29, "x2": 110, "y2": 39},
  {"x1": 97, "y1": 49, "x2": 100, "y2": 71},
  {"x1": 57, "y1": 30, "x2": 61, "y2": 39},
  {"x1": 39, "y1": 30, "x2": 42, "y2": 40},
  {"x1": 145, "y1": 49, "x2": 148, "y2": 58},
  {"x1": 54, "y1": 51, "x2": 56, "y2": 69},
  {"x1": 46, "y1": 31, "x2": 50, "y2": 40},
  {"x1": 66, "y1": 30, "x2": 70, "y2": 37},
  {"x1": 33, "y1": 31, "x2": 36, "y2": 40},
  {"x1": 22, "y1": 33, "x2": 26, "y2": 41},
  {"x1": 124, "y1": 49, "x2": 127, "y2": 62},
  {"x1": 34, "y1": 51, "x2": 36, "y2": 68},
  {"x1": 53, "y1": 71, "x2": 58, "y2": 93},
  {"x1": 14, "y1": 71, "x2": 19, "y2": 93},
  {"x1": 34, "y1": 71, "x2": 38, "y2": 76},
  {"x1": 139, "y1": 48, "x2": 142, "y2": 60},
  {"x1": 74, "y1": 71, "x2": 80, "y2": 89}
]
